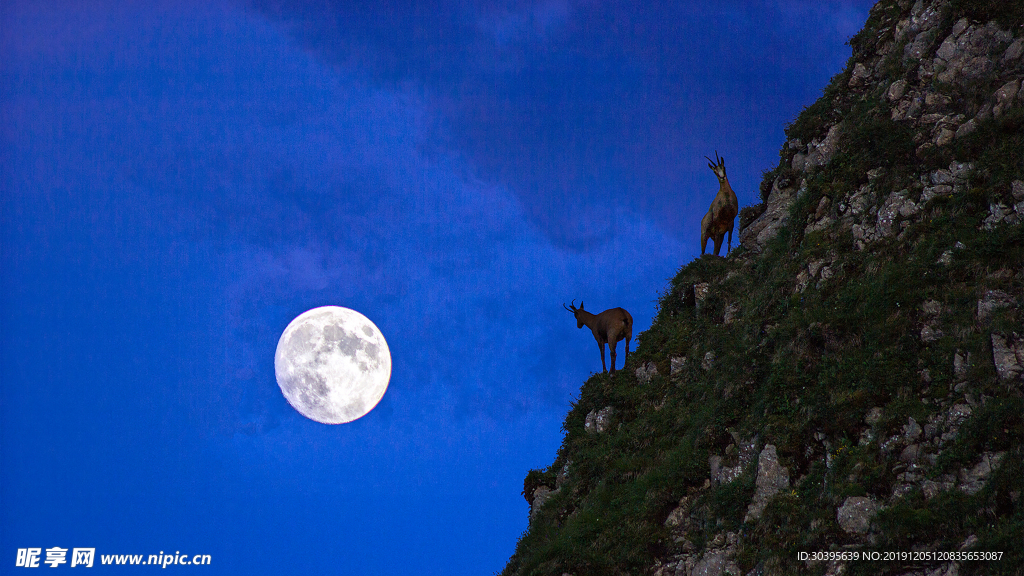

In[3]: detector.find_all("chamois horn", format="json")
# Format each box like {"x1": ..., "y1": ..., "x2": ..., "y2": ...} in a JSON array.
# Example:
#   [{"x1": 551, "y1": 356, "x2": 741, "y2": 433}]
[{"x1": 705, "y1": 150, "x2": 724, "y2": 169}]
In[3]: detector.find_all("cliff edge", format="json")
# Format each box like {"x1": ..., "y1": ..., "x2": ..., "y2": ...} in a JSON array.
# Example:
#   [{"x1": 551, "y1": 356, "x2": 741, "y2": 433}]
[{"x1": 502, "y1": 1, "x2": 1023, "y2": 575}]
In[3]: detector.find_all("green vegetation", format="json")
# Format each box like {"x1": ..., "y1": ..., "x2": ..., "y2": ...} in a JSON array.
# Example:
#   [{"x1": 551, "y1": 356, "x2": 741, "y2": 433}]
[
  {"x1": 949, "y1": 0, "x2": 1024, "y2": 31},
  {"x1": 504, "y1": 200, "x2": 1022, "y2": 574},
  {"x1": 503, "y1": 1, "x2": 1023, "y2": 574},
  {"x1": 954, "y1": 107, "x2": 1024, "y2": 204}
]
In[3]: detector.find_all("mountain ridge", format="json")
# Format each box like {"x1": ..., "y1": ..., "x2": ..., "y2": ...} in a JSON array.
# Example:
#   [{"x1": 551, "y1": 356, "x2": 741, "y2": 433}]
[{"x1": 501, "y1": 0, "x2": 1023, "y2": 574}]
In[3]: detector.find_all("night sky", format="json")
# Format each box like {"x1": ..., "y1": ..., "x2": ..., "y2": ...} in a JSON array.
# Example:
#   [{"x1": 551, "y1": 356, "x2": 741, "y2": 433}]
[{"x1": 2, "y1": 1, "x2": 873, "y2": 573}]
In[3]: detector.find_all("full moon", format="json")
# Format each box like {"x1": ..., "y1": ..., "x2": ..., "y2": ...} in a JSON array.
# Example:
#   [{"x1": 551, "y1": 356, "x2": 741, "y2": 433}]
[{"x1": 274, "y1": 306, "x2": 392, "y2": 424}]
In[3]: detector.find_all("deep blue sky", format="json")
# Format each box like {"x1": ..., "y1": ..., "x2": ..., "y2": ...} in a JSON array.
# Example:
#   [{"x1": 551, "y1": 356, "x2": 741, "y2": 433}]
[{"x1": 2, "y1": 1, "x2": 872, "y2": 573}]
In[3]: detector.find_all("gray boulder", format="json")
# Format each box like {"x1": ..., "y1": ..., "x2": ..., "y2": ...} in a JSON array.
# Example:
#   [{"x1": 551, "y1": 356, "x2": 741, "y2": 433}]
[
  {"x1": 739, "y1": 177, "x2": 800, "y2": 252},
  {"x1": 837, "y1": 496, "x2": 880, "y2": 534},
  {"x1": 745, "y1": 445, "x2": 790, "y2": 521}
]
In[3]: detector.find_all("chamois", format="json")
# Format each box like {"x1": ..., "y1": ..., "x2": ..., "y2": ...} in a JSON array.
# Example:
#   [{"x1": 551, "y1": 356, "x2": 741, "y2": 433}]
[
  {"x1": 563, "y1": 300, "x2": 633, "y2": 373},
  {"x1": 700, "y1": 151, "x2": 739, "y2": 256}
]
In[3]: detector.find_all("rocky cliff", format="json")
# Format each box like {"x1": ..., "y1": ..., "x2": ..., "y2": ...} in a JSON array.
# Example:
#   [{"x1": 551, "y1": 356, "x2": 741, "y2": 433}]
[{"x1": 502, "y1": 1, "x2": 1023, "y2": 575}]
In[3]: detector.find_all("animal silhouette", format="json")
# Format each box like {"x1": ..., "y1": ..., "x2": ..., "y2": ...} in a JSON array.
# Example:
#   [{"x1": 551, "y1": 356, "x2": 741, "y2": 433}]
[
  {"x1": 700, "y1": 151, "x2": 739, "y2": 256},
  {"x1": 563, "y1": 300, "x2": 633, "y2": 373}
]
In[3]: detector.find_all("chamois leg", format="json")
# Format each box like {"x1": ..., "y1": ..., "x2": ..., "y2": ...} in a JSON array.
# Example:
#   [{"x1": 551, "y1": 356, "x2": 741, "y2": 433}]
[
  {"x1": 598, "y1": 342, "x2": 607, "y2": 373},
  {"x1": 727, "y1": 227, "x2": 733, "y2": 255},
  {"x1": 713, "y1": 234, "x2": 723, "y2": 256},
  {"x1": 609, "y1": 340, "x2": 618, "y2": 373}
]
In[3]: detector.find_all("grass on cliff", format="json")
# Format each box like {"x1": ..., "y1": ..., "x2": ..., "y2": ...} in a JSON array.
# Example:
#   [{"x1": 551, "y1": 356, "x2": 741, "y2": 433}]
[
  {"x1": 505, "y1": 183, "x2": 1023, "y2": 575},
  {"x1": 508, "y1": 100, "x2": 1024, "y2": 574},
  {"x1": 505, "y1": 2, "x2": 1023, "y2": 570},
  {"x1": 949, "y1": 0, "x2": 1024, "y2": 30}
]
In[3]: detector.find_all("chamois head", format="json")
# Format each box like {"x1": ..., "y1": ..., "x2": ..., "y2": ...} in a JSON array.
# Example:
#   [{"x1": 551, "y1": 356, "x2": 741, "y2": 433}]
[
  {"x1": 705, "y1": 150, "x2": 727, "y2": 183},
  {"x1": 563, "y1": 299, "x2": 586, "y2": 329}
]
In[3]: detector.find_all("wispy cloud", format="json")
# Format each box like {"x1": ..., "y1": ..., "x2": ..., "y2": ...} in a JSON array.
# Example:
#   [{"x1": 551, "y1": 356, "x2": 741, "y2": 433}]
[
  {"x1": 477, "y1": 0, "x2": 571, "y2": 45},
  {"x1": 249, "y1": 0, "x2": 872, "y2": 251},
  {"x1": 4, "y1": 0, "x2": 686, "y2": 435}
]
